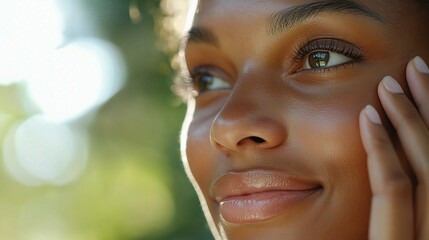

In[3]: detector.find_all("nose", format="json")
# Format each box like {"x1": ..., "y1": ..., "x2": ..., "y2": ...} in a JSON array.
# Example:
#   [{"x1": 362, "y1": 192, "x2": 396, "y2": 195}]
[{"x1": 210, "y1": 82, "x2": 287, "y2": 153}]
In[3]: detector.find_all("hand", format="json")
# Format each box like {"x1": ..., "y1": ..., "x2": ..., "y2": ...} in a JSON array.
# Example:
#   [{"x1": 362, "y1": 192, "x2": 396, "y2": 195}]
[{"x1": 359, "y1": 56, "x2": 429, "y2": 240}]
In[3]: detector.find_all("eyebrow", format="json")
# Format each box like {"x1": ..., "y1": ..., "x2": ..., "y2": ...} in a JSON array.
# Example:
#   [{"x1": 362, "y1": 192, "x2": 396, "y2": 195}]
[
  {"x1": 186, "y1": 27, "x2": 219, "y2": 46},
  {"x1": 268, "y1": 0, "x2": 384, "y2": 35},
  {"x1": 185, "y1": 0, "x2": 383, "y2": 46}
]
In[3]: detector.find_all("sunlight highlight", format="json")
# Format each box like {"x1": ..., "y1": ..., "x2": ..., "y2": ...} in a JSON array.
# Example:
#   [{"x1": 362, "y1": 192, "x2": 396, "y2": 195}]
[
  {"x1": 25, "y1": 38, "x2": 126, "y2": 123},
  {"x1": 0, "y1": 0, "x2": 64, "y2": 84}
]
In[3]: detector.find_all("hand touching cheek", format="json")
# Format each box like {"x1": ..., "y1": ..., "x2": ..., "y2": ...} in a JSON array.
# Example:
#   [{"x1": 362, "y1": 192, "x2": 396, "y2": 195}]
[{"x1": 360, "y1": 56, "x2": 429, "y2": 240}]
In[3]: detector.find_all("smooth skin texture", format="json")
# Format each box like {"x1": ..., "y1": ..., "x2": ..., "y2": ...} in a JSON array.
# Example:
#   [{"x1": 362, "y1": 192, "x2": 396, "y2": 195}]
[{"x1": 179, "y1": 0, "x2": 429, "y2": 239}]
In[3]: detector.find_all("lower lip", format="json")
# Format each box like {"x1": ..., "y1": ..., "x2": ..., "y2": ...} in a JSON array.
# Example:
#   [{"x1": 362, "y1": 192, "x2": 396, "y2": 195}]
[{"x1": 219, "y1": 189, "x2": 321, "y2": 224}]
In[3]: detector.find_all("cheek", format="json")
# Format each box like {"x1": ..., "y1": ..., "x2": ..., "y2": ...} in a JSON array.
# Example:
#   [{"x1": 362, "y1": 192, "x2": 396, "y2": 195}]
[
  {"x1": 288, "y1": 100, "x2": 372, "y2": 235},
  {"x1": 185, "y1": 118, "x2": 218, "y2": 192},
  {"x1": 289, "y1": 71, "x2": 378, "y2": 167},
  {"x1": 291, "y1": 102, "x2": 368, "y2": 181},
  {"x1": 289, "y1": 76, "x2": 376, "y2": 202}
]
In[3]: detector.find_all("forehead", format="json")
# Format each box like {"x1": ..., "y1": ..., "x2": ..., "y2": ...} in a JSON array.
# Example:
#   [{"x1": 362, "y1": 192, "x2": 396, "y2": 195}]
[
  {"x1": 187, "y1": 0, "x2": 391, "y2": 51},
  {"x1": 192, "y1": 0, "x2": 403, "y2": 25},
  {"x1": 185, "y1": 0, "x2": 420, "y2": 53},
  {"x1": 183, "y1": 0, "x2": 428, "y2": 69}
]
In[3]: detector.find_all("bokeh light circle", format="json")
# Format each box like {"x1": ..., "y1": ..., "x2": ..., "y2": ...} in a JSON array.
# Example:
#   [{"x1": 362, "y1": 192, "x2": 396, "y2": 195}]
[{"x1": 3, "y1": 115, "x2": 88, "y2": 186}]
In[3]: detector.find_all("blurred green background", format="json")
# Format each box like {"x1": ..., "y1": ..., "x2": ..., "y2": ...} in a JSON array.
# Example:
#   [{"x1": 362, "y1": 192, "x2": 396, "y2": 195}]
[{"x1": 0, "y1": 0, "x2": 213, "y2": 239}]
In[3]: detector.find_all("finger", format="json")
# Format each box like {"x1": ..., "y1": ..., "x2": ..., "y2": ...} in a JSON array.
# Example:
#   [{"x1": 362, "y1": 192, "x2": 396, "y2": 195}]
[
  {"x1": 359, "y1": 105, "x2": 414, "y2": 240},
  {"x1": 407, "y1": 56, "x2": 429, "y2": 125},
  {"x1": 406, "y1": 56, "x2": 429, "y2": 239},
  {"x1": 378, "y1": 75, "x2": 429, "y2": 239},
  {"x1": 378, "y1": 76, "x2": 429, "y2": 184}
]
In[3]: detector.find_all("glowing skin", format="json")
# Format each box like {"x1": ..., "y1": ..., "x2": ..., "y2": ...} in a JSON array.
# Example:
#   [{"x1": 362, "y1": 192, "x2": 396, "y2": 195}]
[{"x1": 180, "y1": 0, "x2": 429, "y2": 239}]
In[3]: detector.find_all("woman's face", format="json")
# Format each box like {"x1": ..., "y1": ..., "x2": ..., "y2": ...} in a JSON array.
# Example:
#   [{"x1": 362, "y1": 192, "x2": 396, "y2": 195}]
[{"x1": 180, "y1": 0, "x2": 429, "y2": 239}]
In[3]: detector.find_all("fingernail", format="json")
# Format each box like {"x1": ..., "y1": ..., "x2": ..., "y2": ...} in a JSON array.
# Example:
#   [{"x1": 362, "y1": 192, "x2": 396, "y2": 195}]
[
  {"x1": 365, "y1": 105, "x2": 382, "y2": 125},
  {"x1": 414, "y1": 56, "x2": 429, "y2": 74},
  {"x1": 382, "y1": 76, "x2": 404, "y2": 94}
]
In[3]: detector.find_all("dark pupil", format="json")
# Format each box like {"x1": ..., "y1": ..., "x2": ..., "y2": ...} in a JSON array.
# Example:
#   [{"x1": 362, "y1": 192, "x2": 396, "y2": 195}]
[
  {"x1": 199, "y1": 75, "x2": 213, "y2": 92},
  {"x1": 309, "y1": 51, "x2": 330, "y2": 68}
]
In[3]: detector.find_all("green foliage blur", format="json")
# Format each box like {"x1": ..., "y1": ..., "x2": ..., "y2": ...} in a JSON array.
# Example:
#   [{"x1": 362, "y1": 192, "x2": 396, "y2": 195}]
[{"x1": 0, "y1": 0, "x2": 213, "y2": 239}]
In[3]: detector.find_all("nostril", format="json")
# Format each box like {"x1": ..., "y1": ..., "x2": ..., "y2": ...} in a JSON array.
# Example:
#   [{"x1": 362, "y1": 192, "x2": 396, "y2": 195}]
[
  {"x1": 249, "y1": 136, "x2": 265, "y2": 143},
  {"x1": 236, "y1": 136, "x2": 266, "y2": 146},
  {"x1": 237, "y1": 136, "x2": 266, "y2": 147}
]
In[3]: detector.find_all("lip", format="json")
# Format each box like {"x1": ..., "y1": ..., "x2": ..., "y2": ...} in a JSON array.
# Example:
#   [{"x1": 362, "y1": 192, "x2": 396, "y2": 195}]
[{"x1": 212, "y1": 170, "x2": 322, "y2": 224}]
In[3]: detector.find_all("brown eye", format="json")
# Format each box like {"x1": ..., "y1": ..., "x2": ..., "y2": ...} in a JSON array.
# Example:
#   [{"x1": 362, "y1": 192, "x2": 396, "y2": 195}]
[
  {"x1": 308, "y1": 51, "x2": 330, "y2": 68},
  {"x1": 190, "y1": 70, "x2": 231, "y2": 94},
  {"x1": 303, "y1": 51, "x2": 352, "y2": 70},
  {"x1": 198, "y1": 75, "x2": 217, "y2": 92}
]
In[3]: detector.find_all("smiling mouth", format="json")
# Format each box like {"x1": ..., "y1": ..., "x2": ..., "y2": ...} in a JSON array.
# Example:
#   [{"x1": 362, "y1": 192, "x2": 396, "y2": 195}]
[
  {"x1": 219, "y1": 188, "x2": 322, "y2": 223},
  {"x1": 212, "y1": 170, "x2": 323, "y2": 224}
]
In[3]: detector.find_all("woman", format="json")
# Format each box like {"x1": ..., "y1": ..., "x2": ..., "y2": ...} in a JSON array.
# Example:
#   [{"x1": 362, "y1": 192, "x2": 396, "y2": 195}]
[{"x1": 177, "y1": 0, "x2": 429, "y2": 239}]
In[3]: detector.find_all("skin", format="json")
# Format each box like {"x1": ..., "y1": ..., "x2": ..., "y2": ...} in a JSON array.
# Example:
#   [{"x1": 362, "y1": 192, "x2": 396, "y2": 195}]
[{"x1": 179, "y1": 0, "x2": 429, "y2": 239}]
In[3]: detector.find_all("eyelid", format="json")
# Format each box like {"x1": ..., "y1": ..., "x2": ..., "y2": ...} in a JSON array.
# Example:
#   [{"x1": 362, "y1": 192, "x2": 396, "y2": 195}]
[
  {"x1": 290, "y1": 38, "x2": 364, "y2": 73},
  {"x1": 189, "y1": 65, "x2": 232, "y2": 95},
  {"x1": 189, "y1": 66, "x2": 225, "y2": 81},
  {"x1": 294, "y1": 38, "x2": 363, "y2": 60}
]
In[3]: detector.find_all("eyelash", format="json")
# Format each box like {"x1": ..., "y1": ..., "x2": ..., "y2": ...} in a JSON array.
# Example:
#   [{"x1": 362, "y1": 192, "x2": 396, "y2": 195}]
[
  {"x1": 179, "y1": 38, "x2": 365, "y2": 99},
  {"x1": 291, "y1": 38, "x2": 363, "y2": 72}
]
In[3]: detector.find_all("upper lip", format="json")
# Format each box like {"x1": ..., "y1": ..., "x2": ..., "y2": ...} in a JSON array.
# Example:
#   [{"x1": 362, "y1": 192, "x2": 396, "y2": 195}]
[{"x1": 212, "y1": 170, "x2": 322, "y2": 202}]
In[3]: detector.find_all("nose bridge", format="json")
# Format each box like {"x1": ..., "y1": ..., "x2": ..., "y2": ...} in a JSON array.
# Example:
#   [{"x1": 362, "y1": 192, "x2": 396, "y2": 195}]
[
  {"x1": 221, "y1": 62, "x2": 281, "y2": 114},
  {"x1": 210, "y1": 66, "x2": 287, "y2": 152}
]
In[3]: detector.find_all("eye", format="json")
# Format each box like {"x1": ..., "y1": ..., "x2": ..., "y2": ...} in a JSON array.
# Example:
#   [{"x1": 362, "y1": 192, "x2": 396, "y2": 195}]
[
  {"x1": 293, "y1": 38, "x2": 363, "y2": 73},
  {"x1": 190, "y1": 67, "x2": 231, "y2": 94},
  {"x1": 303, "y1": 51, "x2": 352, "y2": 70}
]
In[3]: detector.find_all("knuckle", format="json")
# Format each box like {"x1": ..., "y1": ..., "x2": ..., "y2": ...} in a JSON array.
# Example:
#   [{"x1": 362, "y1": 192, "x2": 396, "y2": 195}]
[
  {"x1": 416, "y1": 95, "x2": 429, "y2": 115},
  {"x1": 418, "y1": 74, "x2": 429, "y2": 92},
  {"x1": 368, "y1": 131, "x2": 391, "y2": 150},
  {"x1": 398, "y1": 105, "x2": 421, "y2": 123},
  {"x1": 381, "y1": 175, "x2": 413, "y2": 197}
]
